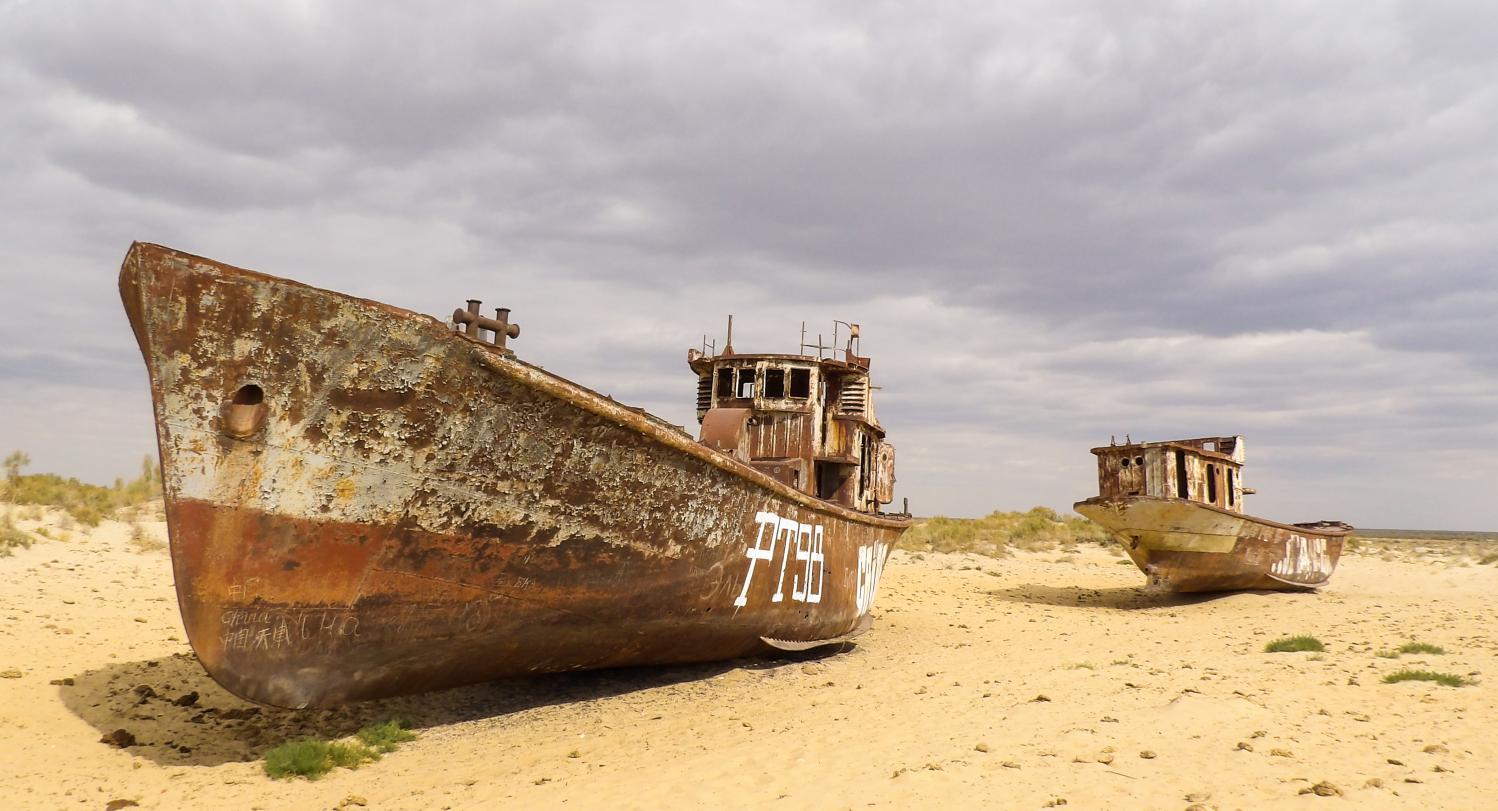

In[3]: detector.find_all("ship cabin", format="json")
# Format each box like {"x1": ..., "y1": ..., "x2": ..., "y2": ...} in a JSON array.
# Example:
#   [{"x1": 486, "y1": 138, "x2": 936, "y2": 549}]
[
  {"x1": 1091, "y1": 436, "x2": 1250, "y2": 514},
  {"x1": 687, "y1": 333, "x2": 895, "y2": 515}
]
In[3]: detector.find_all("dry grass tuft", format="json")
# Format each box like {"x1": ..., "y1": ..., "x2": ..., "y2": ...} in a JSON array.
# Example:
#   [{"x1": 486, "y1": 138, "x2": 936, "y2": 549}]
[
  {"x1": 1383, "y1": 669, "x2": 1467, "y2": 687},
  {"x1": 1265, "y1": 635, "x2": 1325, "y2": 653}
]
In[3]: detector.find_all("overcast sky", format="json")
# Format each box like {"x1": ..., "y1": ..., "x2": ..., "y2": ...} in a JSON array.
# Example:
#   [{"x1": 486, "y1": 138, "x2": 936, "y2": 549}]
[{"x1": 2, "y1": 1, "x2": 1495, "y2": 529}]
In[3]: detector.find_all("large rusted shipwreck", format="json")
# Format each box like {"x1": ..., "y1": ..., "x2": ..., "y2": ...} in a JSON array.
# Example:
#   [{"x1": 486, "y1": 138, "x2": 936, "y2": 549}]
[
  {"x1": 1074, "y1": 436, "x2": 1351, "y2": 592},
  {"x1": 120, "y1": 243, "x2": 911, "y2": 708}
]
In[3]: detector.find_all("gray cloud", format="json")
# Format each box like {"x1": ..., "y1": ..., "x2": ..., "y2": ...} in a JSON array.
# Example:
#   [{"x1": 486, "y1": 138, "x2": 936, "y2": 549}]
[{"x1": 1, "y1": 0, "x2": 1495, "y2": 529}]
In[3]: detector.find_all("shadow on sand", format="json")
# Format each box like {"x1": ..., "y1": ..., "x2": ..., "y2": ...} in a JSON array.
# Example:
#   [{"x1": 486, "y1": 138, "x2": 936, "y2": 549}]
[
  {"x1": 61, "y1": 645, "x2": 851, "y2": 768},
  {"x1": 986, "y1": 584, "x2": 1276, "y2": 610}
]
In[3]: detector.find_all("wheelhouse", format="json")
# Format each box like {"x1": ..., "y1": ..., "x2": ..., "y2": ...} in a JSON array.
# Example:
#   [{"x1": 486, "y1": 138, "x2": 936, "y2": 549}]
[
  {"x1": 1090, "y1": 435, "x2": 1248, "y2": 513},
  {"x1": 688, "y1": 323, "x2": 896, "y2": 514}
]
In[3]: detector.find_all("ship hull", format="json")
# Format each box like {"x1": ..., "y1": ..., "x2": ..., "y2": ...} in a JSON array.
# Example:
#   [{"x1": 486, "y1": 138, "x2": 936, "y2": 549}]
[
  {"x1": 1074, "y1": 496, "x2": 1347, "y2": 592},
  {"x1": 120, "y1": 243, "x2": 909, "y2": 708}
]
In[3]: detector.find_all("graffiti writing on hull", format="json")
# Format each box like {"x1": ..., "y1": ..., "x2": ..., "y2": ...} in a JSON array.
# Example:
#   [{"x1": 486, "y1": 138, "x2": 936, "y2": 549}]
[
  {"x1": 855, "y1": 542, "x2": 889, "y2": 615},
  {"x1": 734, "y1": 510, "x2": 824, "y2": 607},
  {"x1": 1271, "y1": 534, "x2": 1332, "y2": 583}
]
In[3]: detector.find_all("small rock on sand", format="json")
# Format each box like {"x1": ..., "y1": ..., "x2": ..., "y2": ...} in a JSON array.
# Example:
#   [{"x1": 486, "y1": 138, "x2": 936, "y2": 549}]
[
  {"x1": 100, "y1": 729, "x2": 137, "y2": 748},
  {"x1": 1138, "y1": 750, "x2": 1156, "y2": 759},
  {"x1": 104, "y1": 800, "x2": 139, "y2": 811},
  {"x1": 1297, "y1": 781, "x2": 1341, "y2": 797},
  {"x1": 0, "y1": 669, "x2": 22, "y2": 679},
  {"x1": 974, "y1": 743, "x2": 990, "y2": 753}
]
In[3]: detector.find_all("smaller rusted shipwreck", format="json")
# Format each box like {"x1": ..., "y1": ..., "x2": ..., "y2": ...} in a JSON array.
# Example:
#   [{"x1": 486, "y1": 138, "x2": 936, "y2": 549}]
[
  {"x1": 1074, "y1": 436, "x2": 1351, "y2": 592},
  {"x1": 120, "y1": 243, "x2": 911, "y2": 708}
]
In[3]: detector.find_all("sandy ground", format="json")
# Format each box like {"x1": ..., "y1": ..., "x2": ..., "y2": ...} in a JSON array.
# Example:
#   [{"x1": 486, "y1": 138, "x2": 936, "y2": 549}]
[{"x1": 2, "y1": 507, "x2": 1496, "y2": 810}]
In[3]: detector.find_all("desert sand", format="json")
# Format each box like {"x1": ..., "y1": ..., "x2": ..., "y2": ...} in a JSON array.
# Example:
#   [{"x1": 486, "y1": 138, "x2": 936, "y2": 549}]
[{"x1": 2, "y1": 508, "x2": 1495, "y2": 810}]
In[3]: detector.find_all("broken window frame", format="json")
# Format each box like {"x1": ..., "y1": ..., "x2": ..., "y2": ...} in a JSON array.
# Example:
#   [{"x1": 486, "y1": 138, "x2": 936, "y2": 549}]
[
  {"x1": 736, "y1": 367, "x2": 757, "y2": 399},
  {"x1": 788, "y1": 368, "x2": 811, "y2": 399},
  {"x1": 764, "y1": 368, "x2": 786, "y2": 399}
]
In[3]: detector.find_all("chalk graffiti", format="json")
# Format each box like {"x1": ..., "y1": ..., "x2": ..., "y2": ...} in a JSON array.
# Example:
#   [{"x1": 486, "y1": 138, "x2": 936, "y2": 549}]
[
  {"x1": 218, "y1": 608, "x2": 360, "y2": 652},
  {"x1": 855, "y1": 542, "x2": 889, "y2": 615},
  {"x1": 1271, "y1": 534, "x2": 1331, "y2": 582},
  {"x1": 734, "y1": 510, "x2": 824, "y2": 607}
]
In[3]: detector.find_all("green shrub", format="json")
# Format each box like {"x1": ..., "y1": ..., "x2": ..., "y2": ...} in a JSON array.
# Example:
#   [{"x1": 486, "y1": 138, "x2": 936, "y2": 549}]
[
  {"x1": 263, "y1": 739, "x2": 377, "y2": 779},
  {"x1": 263, "y1": 720, "x2": 418, "y2": 780},
  {"x1": 1265, "y1": 635, "x2": 1324, "y2": 653},
  {"x1": 1383, "y1": 669, "x2": 1467, "y2": 687},
  {"x1": 1398, "y1": 642, "x2": 1446, "y2": 656},
  {"x1": 356, "y1": 719, "x2": 416, "y2": 754}
]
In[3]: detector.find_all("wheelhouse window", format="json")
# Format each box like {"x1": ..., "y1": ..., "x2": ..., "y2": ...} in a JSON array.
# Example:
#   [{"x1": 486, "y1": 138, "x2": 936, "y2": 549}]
[
  {"x1": 789, "y1": 368, "x2": 811, "y2": 398},
  {"x1": 715, "y1": 368, "x2": 733, "y2": 397},
  {"x1": 764, "y1": 369, "x2": 785, "y2": 399},
  {"x1": 736, "y1": 368, "x2": 757, "y2": 398},
  {"x1": 1206, "y1": 463, "x2": 1218, "y2": 504}
]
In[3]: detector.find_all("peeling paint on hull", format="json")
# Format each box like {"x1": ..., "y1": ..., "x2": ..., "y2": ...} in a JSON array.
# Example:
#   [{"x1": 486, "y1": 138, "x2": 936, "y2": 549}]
[
  {"x1": 120, "y1": 243, "x2": 910, "y2": 708},
  {"x1": 1074, "y1": 496, "x2": 1348, "y2": 592}
]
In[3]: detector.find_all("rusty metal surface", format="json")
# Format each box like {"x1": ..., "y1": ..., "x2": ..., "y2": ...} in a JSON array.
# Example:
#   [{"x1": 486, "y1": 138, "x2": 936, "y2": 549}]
[
  {"x1": 1076, "y1": 436, "x2": 1350, "y2": 593},
  {"x1": 119, "y1": 242, "x2": 911, "y2": 708},
  {"x1": 686, "y1": 347, "x2": 896, "y2": 513}
]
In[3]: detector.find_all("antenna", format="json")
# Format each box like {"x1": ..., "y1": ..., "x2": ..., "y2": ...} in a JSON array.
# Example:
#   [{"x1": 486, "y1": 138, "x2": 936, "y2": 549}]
[{"x1": 724, "y1": 314, "x2": 734, "y2": 355}]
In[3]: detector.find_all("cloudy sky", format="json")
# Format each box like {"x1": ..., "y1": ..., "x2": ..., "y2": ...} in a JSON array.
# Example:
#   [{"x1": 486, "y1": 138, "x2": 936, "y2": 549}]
[{"x1": 2, "y1": 1, "x2": 1495, "y2": 529}]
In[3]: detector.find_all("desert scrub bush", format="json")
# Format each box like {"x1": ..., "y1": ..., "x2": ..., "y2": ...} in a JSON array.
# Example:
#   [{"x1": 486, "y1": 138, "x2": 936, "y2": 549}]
[
  {"x1": 263, "y1": 719, "x2": 417, "y2": 780},
  {"x1": 1397, "y1": 642, "x2": 1447, "y2": 656},
  {"x1": 1265, "y1": 635, "x2": 1324, "y2": 653},
  {"x1": 1382, "y1": 669, "x2": 1467, "y2": 687},
  {"x1": 903, "y1": 507, "x2": 1110, "y2": 557},
  {"x1": 2, "y1": 451, "x2": 161, "y2": 526},
  {"x1": 1, "y1": 512, "x2": 33, "y2": 557},
  {"x1": 128, "y1": 523, "x2": 167, "y2": 554}
]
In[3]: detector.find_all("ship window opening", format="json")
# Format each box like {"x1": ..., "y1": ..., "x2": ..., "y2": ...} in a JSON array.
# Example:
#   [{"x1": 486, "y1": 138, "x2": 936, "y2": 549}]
[
  {"x1": 1134, "y1": 456, "x2": 1144, "y2": 467},
  {"x1": 232, "y1": 384, "x2": 264, "y2": 406},
  {"x1": 789, "y1": 368, "x2": 811, "y2": 398},
  {"x1": 764, "y1": 369, "x2": 786, "y2": 399},
  {"x1": 1120, "y1": 458, "x2": 1131, "y2": 468},
  {"x1": 715, "y1": 368, "x2": 733, "y2": 397},
  {"x1": 1203, "y1": 441, "x2": 1216, "y2": 452},
  {"x1": 736, "y1": 368, "x2": 756, "y2": 398},
  {"x1": 815, "y1": 462, "x2": 838, "y2": 499},
  {"x1": 1175, "y1": 451, "x2": 1188, "y2": 499},
  {"x1": 1228, "y1": 469, "x2": 1236, "y2": 506},
  {"x1": 1206, "y1": 464, "x2": 1218, "y2": 504}
]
